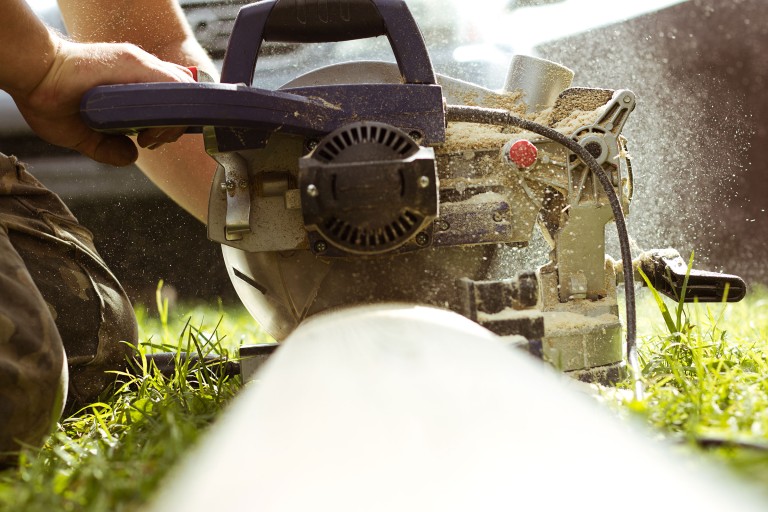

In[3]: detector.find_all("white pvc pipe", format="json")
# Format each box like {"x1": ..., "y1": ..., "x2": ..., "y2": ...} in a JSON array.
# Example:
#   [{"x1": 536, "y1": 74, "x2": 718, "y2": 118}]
[{"x1": 150, "y1": 304, "x2": 766, "y2": 512}]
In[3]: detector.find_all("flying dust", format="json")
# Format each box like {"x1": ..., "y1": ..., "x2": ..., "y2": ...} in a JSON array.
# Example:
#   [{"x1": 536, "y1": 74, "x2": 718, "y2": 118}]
[{"x1": 535, "y1": 0, "x2": 768, "y2": 283}]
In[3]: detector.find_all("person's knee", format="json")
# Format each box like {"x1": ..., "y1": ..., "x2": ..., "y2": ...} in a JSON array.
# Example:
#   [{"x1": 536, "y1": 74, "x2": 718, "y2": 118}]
[{"x1": 66, "y1": 285, "x2": 138, "y2": 408}]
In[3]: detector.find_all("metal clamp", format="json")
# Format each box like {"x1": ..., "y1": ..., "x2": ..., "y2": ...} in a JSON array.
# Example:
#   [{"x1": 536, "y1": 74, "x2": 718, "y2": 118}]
[{"x1": 213, "y1": 152, "x2": 252, "y2": 241}]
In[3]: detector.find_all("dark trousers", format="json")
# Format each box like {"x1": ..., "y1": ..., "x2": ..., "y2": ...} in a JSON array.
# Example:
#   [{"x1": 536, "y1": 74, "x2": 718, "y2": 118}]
[{"x1": 0, "y1": 152, "x2": 137, "y2": 465}]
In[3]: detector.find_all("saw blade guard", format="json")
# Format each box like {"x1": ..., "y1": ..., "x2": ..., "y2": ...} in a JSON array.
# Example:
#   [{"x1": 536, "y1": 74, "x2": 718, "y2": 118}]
[{"x1": 224, "y1": 241, "x2": 516, "y2": 340}]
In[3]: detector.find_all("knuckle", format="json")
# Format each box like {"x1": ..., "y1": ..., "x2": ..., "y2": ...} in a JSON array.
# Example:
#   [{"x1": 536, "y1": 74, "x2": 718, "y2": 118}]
[{"x1": 116, "y1": 43, "x2": 143, "y2": 63}]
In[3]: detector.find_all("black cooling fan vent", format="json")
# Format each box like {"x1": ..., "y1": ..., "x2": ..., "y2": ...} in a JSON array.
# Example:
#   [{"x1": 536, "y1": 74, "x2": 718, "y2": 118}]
[
  {"x1": 312, "y1": 123, "x2": 419, "y2": 164},
  {"x1": 322, "y1": 209, "x2": 423, "y2": 251},
  {"x1": 300, "y1": 122, "x2": 438, "y2": 255}
]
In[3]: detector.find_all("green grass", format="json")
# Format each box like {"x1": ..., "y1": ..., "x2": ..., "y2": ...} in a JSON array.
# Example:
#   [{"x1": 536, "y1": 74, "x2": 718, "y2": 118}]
[
  {"x1": 0, "y1": 285, "x2": 263, "y2": 512},
  {"x1": 621, "y1": 284, "x2": 768, "y2": 485},
  {"x1": 1, "y1": 283, "x2": 768, "y2": 510}
]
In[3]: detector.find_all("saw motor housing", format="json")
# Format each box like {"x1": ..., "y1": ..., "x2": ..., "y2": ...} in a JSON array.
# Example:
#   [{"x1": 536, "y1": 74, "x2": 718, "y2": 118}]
[{"x1": 213, "y1": 77, "x2": 633, "y2": 381}]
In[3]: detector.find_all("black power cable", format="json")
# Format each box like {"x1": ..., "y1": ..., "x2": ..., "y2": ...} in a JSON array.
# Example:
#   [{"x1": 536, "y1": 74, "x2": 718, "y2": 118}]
[{"x1": 444, "y1": 104, "x2": 643, "y2": 399}]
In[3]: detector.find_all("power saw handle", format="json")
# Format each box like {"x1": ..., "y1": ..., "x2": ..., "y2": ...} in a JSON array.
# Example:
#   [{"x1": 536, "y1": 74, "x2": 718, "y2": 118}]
[
  {"x1": 636, "y1": 249, "x2": 747, "y2": 303},
  {"x1": 221, "y1": 0, "x2": 435, "y2": 86}
]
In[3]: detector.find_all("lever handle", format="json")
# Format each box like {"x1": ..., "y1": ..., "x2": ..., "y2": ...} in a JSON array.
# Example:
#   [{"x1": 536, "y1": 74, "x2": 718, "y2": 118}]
[
  {"x1": 636, "y1": 249, "x2": 746, "y2": 303},
  {"x1": 80, "y1": 82, "x2": 340, "y2": 135},
  {"x1": 265, "y1": 0, "x2": 385, "y2": 42},
  {"x1": 220, "y1": 0, "x2": 435, "y2": 86}
]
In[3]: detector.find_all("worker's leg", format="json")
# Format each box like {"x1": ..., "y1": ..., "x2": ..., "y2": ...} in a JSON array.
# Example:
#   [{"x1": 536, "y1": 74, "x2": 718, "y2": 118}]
[
  {"x1": 0, "y1": 158, "x2": 68, "y2": 467},
  {"x1": 0, "y1": 152, "x2": 137, "y2": 419},
  {"x1": 0, "y1": 228, "x2": 69, "y2": 468}
]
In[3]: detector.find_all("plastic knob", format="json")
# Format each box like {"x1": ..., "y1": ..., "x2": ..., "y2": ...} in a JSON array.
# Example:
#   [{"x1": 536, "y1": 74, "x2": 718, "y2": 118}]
[{"x1": 508, "y1": 139, "x2": 538, "y2": 168}]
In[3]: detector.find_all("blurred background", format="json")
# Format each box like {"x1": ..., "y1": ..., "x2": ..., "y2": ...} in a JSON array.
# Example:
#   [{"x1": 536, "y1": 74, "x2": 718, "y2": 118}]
[
  {"x1": 537, "y1": 0, "x2": 768, "y2": 285},
  {"x1": 3, "y1": 0, "x2": 765, "y2": 305}
]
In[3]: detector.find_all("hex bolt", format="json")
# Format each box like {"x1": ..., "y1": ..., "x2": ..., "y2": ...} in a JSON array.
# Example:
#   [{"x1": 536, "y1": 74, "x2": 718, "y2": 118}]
[
  {"x1": 307, "y1": 184, "x2": 319, "y2": 197},
  {"x1": 313, "y1": 240, "x2": 327, "y2": 253},
  {"x1": 415, "y1": 232, "x2": 429, "y2": 246},
  {"x1": 418, "y1": 176, "x2": 430, "y2": 189}
]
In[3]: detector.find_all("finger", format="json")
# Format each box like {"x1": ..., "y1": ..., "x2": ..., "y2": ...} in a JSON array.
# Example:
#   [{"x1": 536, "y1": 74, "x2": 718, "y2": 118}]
[
  {"x1": 72, "y1": 42, "x2": 196, "y2": 88},
  {"x1": 166, "y1": 64, "x2": 196, "y2": 83},
  {"x1": 163, "y1": 127, "x2": 186, "y2": 142},
  {"x1": 156, "y1": 62, "x2": 195, "y2": 84},
  {"x1": 175, "y1": 64, "x2": 195, "y2": 80},
  {"x1": 137, "y1": 127, "x2": 186, "y2": 148},
  {"x1": 94, "y1": 134, "x2": 139, "y2": 166},
  {"x1": 74, "y1": 132, "x2": 138, "y2": 167},
  {"x1": 137, "y1": 128, "x2": 165, "y2": 148}
]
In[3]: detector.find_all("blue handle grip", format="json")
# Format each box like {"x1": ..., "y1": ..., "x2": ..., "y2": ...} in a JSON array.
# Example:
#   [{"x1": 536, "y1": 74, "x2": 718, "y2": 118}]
[
  {"x1": 221, "y1": 0, "x2": 436, "y2": 87},
  {"x1": 80, "y1": 82, "x2": 340, "y2": 135}
]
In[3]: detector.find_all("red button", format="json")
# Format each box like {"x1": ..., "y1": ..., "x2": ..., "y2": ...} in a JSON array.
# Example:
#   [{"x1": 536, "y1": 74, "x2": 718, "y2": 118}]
[{"x1": 508, "y1": 140, "x2": 538, "y2": 168}]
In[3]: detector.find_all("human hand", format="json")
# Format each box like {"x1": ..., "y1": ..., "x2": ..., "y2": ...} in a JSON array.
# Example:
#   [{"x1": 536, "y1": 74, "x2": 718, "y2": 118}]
[{"x1": 11, "y1": 39, "x2": 195, "y2": 167}]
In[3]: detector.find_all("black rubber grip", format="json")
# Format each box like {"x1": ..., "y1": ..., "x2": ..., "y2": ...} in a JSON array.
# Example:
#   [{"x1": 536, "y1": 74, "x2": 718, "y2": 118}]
[
  {"x1": 264, "y1": 0, "x2": 386, "y2": 42},
  {"x1": 220, "y1": 0, "x2": 435, "y2": 87}
]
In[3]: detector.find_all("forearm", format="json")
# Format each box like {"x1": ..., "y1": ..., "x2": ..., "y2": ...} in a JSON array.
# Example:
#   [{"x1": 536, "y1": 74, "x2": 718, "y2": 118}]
[
  {"x1": 59, "y1": 0, "x2": 219, "y2": 223},
  {"x1": 132, "y1": 37, "x2": 217, "y2": 224},
  {"x1": 0, "y1": 1, "x2": 59, "y2": 96},
  {"x1": 59, "y1": 0, "x2": 218, "y2": 78},
  {"x1": 132, "y1": 35, "x2": 218, "y2": 224}
]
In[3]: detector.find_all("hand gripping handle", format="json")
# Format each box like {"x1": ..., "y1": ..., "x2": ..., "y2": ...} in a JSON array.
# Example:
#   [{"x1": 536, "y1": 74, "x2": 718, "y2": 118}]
[{"x1": 220, "y1": 0, "x2": 436, "y2": 86}]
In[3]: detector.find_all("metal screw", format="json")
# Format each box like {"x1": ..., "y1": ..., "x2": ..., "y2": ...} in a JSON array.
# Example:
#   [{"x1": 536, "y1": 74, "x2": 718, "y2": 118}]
[
  {"x1": 238, "y1": 179, "x2": 248, "y2": 189},
  {"x1": 492, "y1": 211, "x2": 504, "y2": 222},
  {"x1": 221, "y1": 178, "x2": 236, "y2": 191},
  {"x1": 436, "y1": 219, "x2": 450, "y2": 231},
  {"x1": 623, "y1": 95, "x2": 632, "y2": 103},
  {"x1": 305, "y1": 139, "x2": 318, "y2": 152},
  {"x1": 306, "y1": 184, "x2": 319, "y2": 197},
  {"x1": 313, "y1": 240, "x2": 327, "y2": 253},
  {"x1": 409, "y1": 130, "x2": 423, "y2": 142},
  {"x1": 417, "y1": 176, "x2": 430, "y2": 189},
  {"x1": 414, "y1": 232, "x2": 429, "y2": 246}
]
